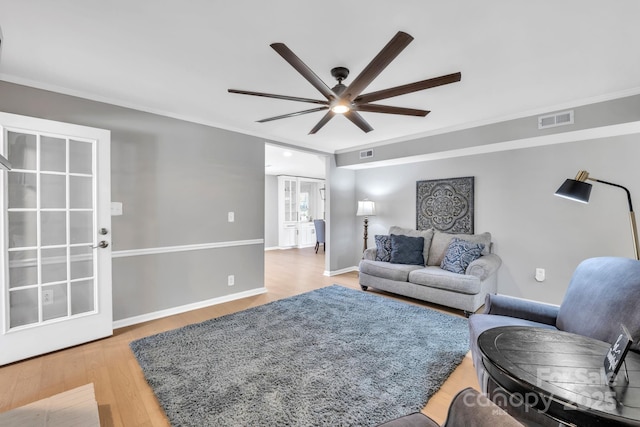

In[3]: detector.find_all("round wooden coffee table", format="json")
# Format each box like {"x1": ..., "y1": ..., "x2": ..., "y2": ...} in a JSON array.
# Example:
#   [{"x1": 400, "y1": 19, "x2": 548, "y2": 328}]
[{"x1": 478, "y1": 326, "x2": 640, "y2": 426}]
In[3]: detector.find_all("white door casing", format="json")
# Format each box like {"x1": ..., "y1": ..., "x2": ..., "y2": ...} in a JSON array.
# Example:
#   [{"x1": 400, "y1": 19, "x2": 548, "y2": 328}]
[{"x1": 0, "y1": 112, "x2": 112, "y2": 365}]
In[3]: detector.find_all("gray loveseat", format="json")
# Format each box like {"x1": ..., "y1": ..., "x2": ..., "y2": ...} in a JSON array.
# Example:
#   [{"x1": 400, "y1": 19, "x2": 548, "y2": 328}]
[{"x1": 359, "y1": 226, "x2": 502, "y2": 315}]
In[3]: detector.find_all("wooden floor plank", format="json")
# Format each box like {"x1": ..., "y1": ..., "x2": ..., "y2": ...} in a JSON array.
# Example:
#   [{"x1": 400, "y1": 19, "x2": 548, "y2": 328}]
[
  {"x1": 0, "y1": 248, "x2": 479, "y2": 425},
  {"x1": 0, "y1": 383, "x2": 99, "y2": 427}
]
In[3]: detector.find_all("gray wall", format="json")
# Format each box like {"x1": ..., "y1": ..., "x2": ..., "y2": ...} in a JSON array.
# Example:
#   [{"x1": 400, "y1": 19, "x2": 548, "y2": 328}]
[
  {"x1": 337, "y1": 94, "x2": 640, "y2": 168},
  {"x1": 264, "y1": 174, "x2": 279, "y2": 249},
  {"x1": 0, "y1": 81, "x2": 265, "y2": 322},
  {"x1": 353, "y1": 135, "x2": 640, "y2": 304},
  {"x1": 327, "y1": 155, "x2": 357, "y2": 273},
  {"x1": 3, "y1": 79, "x2": 638, "y2": 315}
]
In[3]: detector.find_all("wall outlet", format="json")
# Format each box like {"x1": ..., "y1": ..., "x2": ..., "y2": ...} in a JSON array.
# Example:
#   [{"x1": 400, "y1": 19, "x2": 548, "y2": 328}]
[
  {"x1": 43, "y1": 289, "x2": 54, "y2": 305},
  {"x1": 228, "y1": 275, "x2": 235, "y2": 286},
  {"x1": 228, "y1": 212, "x2": 235, "y2": 222},
  {"x1": 535, "y1": 268, "x2": 545, "y2": 282}
]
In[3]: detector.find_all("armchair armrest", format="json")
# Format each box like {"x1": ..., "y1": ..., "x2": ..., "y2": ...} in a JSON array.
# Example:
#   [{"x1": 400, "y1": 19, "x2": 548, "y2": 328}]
[
  {"x1": 483, "y1": 294, "x2": 559, "y2": 326},
  {"x1": 363, "y1": 247, "x2": 376, "y2": 261},
  {"x1": 465, "y1": 253, "x2": 502, "y2": 281}
]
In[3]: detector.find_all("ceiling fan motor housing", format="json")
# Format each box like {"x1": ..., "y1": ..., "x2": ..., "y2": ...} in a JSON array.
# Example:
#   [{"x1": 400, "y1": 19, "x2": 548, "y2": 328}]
[{"x1": 331, "y1": 67, "x2": 350, "y2": 83}]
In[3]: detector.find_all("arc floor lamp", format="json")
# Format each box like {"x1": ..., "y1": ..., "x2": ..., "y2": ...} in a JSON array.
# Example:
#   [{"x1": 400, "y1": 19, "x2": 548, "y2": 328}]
[{"x1": 555, "y1": 170, "x2": 639, "y2": 260}]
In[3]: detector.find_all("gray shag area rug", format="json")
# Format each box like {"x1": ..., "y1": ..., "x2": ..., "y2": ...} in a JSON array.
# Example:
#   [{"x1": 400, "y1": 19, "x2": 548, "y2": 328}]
[{"x1": 130, "y1": 285, "x2": 469, "y2": 427}]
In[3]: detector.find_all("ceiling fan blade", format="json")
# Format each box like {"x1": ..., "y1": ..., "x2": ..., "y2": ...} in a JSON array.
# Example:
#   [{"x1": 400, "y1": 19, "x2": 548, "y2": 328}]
[
  {"x1": 344, "y1": 111, "x2": 374, "y2": 133},
  {"x1": 228, "y1": 89, "x2": 328, "y2": 105},
  {"x1": 354, "y1": 72, "x2": 462, "y2": 104},
  {"x1": 271, "y1": 43, "x2": 337, "y2": 101},
  {"x1": 309, "y1": 111, "x2": 335, "y2": 134},
  {"x1": 355, "y1": 104, "x2": 430, "y2": 117},
  {"x1": 257, "y1": 107, "x2": 329, "y2": 123},
  {"x1": 342, "y1": 31, "x2": 414, "y2": 101}
]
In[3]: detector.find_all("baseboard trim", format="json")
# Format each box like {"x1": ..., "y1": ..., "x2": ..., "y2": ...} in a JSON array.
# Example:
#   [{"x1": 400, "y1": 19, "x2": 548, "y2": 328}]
[
  {"x1": 324, "y1": 266, "x2": 359, "y2": 277},
  {"x1": 112, "y1": 287, "x2": 267, "y2": 329}
]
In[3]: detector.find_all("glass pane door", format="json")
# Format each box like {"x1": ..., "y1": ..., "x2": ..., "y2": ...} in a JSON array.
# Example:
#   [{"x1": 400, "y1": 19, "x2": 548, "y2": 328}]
[{"x1": 6, "y1": 130, "x2": 96, "y2": 330}]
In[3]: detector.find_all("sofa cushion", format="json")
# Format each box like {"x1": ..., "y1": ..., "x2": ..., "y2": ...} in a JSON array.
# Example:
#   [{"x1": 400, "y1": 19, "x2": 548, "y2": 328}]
[
  {"x1": 389, "y1": 226, "x2": 434, "y2": 265},
  {"x1": 408, "y1": 266, "x2": 481, "y2": 295},
  {"x1": 428, "y1": 230, "x2": 491, "y2": 266},
  {"x1": 359, "y1": 260, "x2": 423, "y2": 282},
  {"x1": 390, "y1": 234, "x2": 424, "y2": 265},
  {"x1": 374, "y1": 235, "x2": 392, "y2": 262},
  {"x1": 441, "y1": 238, "x2": 485, "y2": 274}
]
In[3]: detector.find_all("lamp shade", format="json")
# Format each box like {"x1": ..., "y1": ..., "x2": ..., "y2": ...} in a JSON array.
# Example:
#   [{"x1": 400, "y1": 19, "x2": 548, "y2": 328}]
[
  {"x1": 356, "y1": 200, "x2": 376, "y2": 216},
  {"x1": 555, "y1": 179, "x2": 592, "y2": 203}
]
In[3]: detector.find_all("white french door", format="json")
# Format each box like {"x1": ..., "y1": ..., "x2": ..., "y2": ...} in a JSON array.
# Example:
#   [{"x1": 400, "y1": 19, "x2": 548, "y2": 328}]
[{"x1": 0, "y1": 112, "x2": 112, "y2": 366}]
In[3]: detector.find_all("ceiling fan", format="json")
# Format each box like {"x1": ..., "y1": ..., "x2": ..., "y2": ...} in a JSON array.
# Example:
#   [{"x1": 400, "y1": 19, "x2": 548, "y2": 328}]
[{"x1": 228, "y1": 31, "x2": 461, "y2": 134}]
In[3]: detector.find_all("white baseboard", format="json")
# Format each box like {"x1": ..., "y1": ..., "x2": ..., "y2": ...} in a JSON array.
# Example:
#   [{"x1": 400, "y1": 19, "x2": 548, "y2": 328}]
[
  {"x1": 264, "y1": 246, "x2": 280, "y2": 251},
  {"x1": 324, "y1": 266, "x2": 359, "y2": 277},
  {"x1": 112, "y1": 287, "x2": 267, "y2": 329}
]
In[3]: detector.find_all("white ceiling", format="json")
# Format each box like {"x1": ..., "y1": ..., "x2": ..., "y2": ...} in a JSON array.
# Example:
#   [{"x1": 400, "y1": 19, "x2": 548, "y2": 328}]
[
  {"x1": 0, "y1": 1, "x2": 639, "y2": 154},
  {"x1": 265, "y1": 144, "x2": 325, "y2": 179}
]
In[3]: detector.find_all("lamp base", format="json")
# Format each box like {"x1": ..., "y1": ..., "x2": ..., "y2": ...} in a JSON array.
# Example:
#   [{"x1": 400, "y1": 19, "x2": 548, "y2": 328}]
[{"x1": 363, "y1": 217, "x2": 369, "y2": 253}]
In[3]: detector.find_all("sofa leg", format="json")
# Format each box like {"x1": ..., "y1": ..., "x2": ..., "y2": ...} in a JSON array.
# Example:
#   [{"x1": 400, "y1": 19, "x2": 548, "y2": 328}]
[
  {"x1": 463, "y1": 310, "x2": 473, "y2": 318},
  {"x1": 360, "y1": 285, "x2": 368, "y2": 291}
]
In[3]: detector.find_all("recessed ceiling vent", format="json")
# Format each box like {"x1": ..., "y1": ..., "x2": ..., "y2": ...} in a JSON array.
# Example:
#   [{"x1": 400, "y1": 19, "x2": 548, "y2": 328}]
[
  {"x1": 360, "y1": 149, "x2": 374, "y2": 159},
  {"x1": 538, "y1": 110, "x2": 574, "y2": 129}
]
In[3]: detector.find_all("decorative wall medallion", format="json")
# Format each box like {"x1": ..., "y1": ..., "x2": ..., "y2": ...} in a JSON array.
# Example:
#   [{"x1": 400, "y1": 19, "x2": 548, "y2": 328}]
[{"x1": 416, "y1": 176, "x2": 474, "y2": 233}]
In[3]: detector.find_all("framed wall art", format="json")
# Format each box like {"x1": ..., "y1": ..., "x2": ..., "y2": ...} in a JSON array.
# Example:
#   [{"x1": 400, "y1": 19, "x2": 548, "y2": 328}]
[{"x1": 416, "y1": 176, "x2": 474, "y2": 233}]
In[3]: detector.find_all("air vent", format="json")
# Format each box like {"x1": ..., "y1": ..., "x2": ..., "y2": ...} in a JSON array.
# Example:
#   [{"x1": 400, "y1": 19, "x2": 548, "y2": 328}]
[
  {"x1": 359, "y1": 149, "x2": 374, "y2": 159},
  {"x1": 538, "y1": 110, "x2": 574, "y2": 129}
]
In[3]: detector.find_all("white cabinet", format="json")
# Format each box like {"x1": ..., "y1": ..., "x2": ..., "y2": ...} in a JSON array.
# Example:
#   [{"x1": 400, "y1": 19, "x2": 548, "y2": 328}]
[
  {"x1": 280, "y1": 224, "x2": 298, "y2": 248},
  {"x1": 281, "y1": 177, "x2": 298, "y2": 222},
  {"x1": 277, "y1": 176, "x2": 325, "y2": 248},
  {"x1": 298, "y1": 223, "x2": 316, "y2": 247}
]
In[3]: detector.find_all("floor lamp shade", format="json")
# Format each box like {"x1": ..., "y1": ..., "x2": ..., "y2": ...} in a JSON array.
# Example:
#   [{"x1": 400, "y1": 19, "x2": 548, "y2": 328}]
[
  {"x1": 555, "y1": 179, "x2": 592, "y2": 203},
  {"x1": 555, "y1": 170, "x2": 639, "y2": 260},
  {"x1": 356, "y1": 200, "x2": 376, "y2": 217}
]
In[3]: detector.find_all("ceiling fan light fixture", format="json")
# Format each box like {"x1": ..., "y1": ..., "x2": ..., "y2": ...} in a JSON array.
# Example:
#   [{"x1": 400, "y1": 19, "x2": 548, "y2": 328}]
[{"x1": 331, "y1": 103, "x2": 350, "y2": 114}]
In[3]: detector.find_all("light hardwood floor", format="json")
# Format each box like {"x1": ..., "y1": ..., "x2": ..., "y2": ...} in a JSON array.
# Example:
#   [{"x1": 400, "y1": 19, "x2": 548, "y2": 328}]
[{"x1": 0, "y1": 248, "x2": 479, "y2": 426}]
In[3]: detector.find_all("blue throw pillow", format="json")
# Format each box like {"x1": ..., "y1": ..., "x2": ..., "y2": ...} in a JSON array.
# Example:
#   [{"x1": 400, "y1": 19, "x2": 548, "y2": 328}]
[
  {"x1": 374, "y1": 235, "x2": 392, "y2": 262},
  {"x1": 441, "y1": 237, "x2": 485, "y2": 274},
  {"x1": 390, "y1": 234, "x2": 425, "y2": 265}
]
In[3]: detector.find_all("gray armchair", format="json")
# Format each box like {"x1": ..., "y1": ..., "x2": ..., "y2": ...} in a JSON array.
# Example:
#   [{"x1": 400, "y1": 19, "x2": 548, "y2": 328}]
[
  {"x1": 376, "y1": 388, "x2": 523, "y2": 427},
  {"x1": 468, "y1": 256, "x2": 640, "y2": 426}
]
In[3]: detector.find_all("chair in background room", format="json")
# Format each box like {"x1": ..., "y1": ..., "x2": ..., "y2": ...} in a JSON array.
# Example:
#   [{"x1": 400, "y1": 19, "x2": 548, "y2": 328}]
[{"x1": 313, "y1": 219, "x2": 325, "y2": 253}]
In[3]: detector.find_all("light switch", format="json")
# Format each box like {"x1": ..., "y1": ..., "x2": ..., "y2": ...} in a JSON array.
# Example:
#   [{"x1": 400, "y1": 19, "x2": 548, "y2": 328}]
[
  {"x1": 111, "y1": 202, "x2": 123, "y2": 216},
  {"x1": 228, "y1": 212, "x2": 235, "y2": 222}
]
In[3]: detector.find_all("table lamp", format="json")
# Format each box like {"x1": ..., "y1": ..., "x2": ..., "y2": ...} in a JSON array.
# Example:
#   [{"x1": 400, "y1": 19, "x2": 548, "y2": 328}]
[
  {"x1": 356, "y1": 199, "x2": 376, "y2": 252},
  {"x1": 555, "y1": 170, "x2": 639, "y2": 260}
]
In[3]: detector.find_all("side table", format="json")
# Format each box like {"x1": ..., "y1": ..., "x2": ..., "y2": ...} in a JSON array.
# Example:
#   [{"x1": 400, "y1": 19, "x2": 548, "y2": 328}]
[{"x1": 478, "y1": 326, "x2": 640, "y2": 426}]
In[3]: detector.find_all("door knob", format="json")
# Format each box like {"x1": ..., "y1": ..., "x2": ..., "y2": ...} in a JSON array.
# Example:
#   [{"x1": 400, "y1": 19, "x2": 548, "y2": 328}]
[{"x1": 91, "y1": 241, "x2": 109, "y2": 249}]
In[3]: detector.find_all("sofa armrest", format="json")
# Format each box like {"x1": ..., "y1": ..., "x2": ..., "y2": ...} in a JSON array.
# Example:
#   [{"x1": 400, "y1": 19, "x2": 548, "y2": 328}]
[
  {"x1": 483, "y1": 294, "x2": 560, "y2": 326},
  {"x1": 363, "y1": 247, "x2": 377, "y2": 260},
  {"x1": 465, "y1": 253, "x2": 502, "y2": 281}
]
